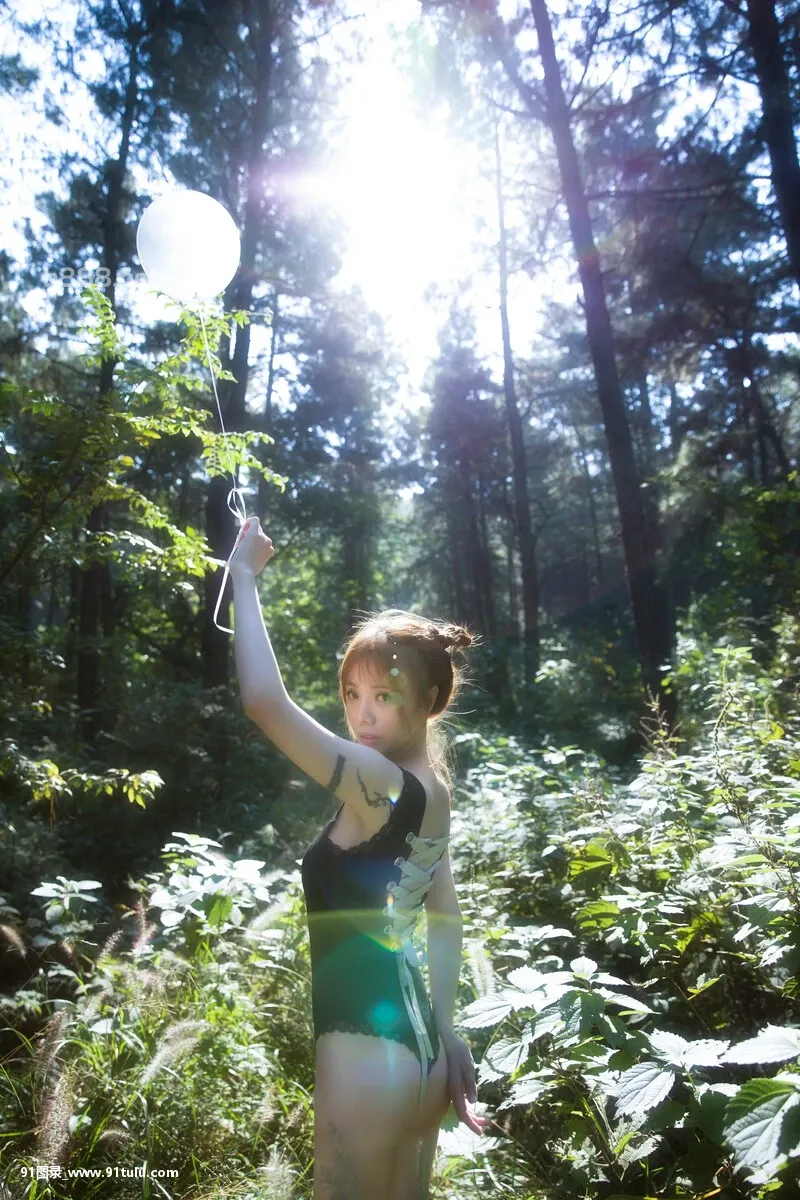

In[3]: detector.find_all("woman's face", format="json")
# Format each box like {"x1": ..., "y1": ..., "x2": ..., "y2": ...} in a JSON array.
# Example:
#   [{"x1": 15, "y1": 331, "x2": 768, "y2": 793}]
[{"x1": 343, "y1": 658, "x2": 420, "y2": 753}]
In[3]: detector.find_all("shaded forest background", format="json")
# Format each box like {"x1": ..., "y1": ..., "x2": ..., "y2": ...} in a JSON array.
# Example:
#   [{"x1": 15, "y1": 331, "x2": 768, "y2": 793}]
[{"x1": 2, "y1": 0, "x2": 800, "y2": 1197}]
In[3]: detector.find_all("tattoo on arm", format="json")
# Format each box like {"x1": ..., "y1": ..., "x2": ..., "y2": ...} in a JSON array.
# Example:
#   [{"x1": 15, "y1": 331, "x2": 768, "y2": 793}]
[
  {"x1": 356, "y1": 768, "x2": 390, "y2": 810},
  {"x1": 326, "y1": 754, "x2": 345, "y2": 795}
]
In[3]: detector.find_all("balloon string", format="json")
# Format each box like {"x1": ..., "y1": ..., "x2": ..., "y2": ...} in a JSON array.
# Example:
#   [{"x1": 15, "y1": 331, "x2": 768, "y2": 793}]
[{"x1": 198, "y1": 304, "x2": 248, "y2": 636}]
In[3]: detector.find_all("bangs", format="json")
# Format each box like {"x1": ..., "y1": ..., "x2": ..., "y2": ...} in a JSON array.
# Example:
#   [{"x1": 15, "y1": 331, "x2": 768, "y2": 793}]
[{"x1": 339, "y1": 637, "x2": 417, "y2": 697}]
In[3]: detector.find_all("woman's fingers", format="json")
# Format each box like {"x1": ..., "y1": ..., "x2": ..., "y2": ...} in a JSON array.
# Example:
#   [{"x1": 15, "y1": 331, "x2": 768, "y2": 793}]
[
  {"x1": 230, "y1": 517, "x2": 275, "y2": 576},
  {"x1": 234, "y1": 518, "x2": 272, "y2": 549},
  {"x1": 234, "y1": 517, "x2": 254, "y2": 548},
  {"x1": 450, "y1": 1067, "x2": 490, "y2": 1134},
  {"x1": 450, "y1": 1070, "x2": 472, "y2": 1127},
  {"x1": 443, "y1": 1037, "x2": 491, "y2": 1134}
]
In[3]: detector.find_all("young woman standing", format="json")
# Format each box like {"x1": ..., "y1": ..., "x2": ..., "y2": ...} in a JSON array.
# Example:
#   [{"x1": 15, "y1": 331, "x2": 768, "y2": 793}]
[{"x1": 230, "y1": 517, "x2": 489, "y2": 1200}]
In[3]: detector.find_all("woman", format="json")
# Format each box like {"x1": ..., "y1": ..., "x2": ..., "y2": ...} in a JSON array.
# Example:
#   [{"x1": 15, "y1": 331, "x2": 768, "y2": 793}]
[{"x1": 230, "y1": 516, "x2": 489, "y2": 1200}]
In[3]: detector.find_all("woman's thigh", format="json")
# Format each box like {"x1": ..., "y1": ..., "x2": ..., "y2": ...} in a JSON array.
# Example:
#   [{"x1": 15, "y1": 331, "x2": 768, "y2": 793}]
[
  {"x1": 389, "y1": 1038, "x2": 450, "y2": 1200},
  {"x1": 313, "y1": 1031, "x2": 442, "y2": 1200}
]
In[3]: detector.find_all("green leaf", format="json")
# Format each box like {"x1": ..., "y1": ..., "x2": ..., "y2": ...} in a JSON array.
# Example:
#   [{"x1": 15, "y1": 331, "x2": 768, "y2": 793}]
[
  {"x1": 576, "y1": 899, "x2": 620, "y2": 933},
  {"x1": 569, "y1": 841, "x2": 613, "y2": 880},
  {"x1": 503, "y1": 1072, "x2": 556, "y2": 1107},
  {"x1": 458, "y1": 993, "x2": 515, "y2": 1029},
  {"x1": 613, "y1": 1062, "x2": 678, "y2": 1118},
  {"x1": 721, "y1": 1026, "x2": 800, "y2": 1065},
  {"x1": 594, "y1": 972, "x2": 630, "y2": 987},
  {"x1": 482, "y1": 1037, "x2": 530, "y2": 1077},
  {"x1": 724, "y1": 1078, "x2": 800, "y2": 1180},
  {"x1": 688, "y1": 1083, "x2": 739, "y2": 1144},
  {"x1": 205, "y1": 894, "x2": 233, "y2": 927},
  {"x1": 88, "y1": 1017, "x2": 117, "y2": 1034},
  {"x1": 617, "y1": 1133, "x2": 661, "y2": 1168},
  {"x1": 437, "y1": 1119, "x2": 500, "y2": 1160},
  {"x1": 649, "y1": 1029, "x2": 730, "y2": 1067},
  {"x1": 560, "y1": 989, "x2": 604, "y2": 1037},
  {"x1": 507, "y1": 966, "x2": 573, "y2": 990},
  {"x1": 687, "y1": 975, "x2": 722, "y2": 997},
  {"x1": 597, "y1": 989, "x2": 654, "y2": 1015}
]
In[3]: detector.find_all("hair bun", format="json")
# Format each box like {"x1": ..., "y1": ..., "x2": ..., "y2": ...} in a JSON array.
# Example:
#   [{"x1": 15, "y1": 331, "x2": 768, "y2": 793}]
[{"x1": 437, "y1": 624, "x2": 473, "y2": 651}]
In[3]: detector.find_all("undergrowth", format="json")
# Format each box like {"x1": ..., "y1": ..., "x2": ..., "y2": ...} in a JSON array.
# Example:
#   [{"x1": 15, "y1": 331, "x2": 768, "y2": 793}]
[{"x1": 2, "y1": 609, "x2": 800, "y2": 1198}]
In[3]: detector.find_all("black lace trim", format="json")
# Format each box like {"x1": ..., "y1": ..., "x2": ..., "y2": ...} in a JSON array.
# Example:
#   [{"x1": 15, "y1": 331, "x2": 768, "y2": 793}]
[
  {"x1": 317, "y1": 1019, "x2": 410, "y2": 1042},
  {"x1": 323, "y1": 767, "x2": 420, "y2": 858},
  {"x1": 315, "y1": 1020, "x2": 439, "y2": 1074}
]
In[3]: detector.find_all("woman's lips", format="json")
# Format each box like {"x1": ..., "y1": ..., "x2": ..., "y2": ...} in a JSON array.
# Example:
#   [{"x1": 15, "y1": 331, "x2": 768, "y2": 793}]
[{"x1": 359, "y1": 734, "x2": 378, "y2": 742}]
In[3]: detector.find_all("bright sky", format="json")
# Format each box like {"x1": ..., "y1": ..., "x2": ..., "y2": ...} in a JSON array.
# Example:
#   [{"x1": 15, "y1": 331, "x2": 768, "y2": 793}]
[
  {"x1": 295, "y1": 0, "x2": 509, "y2": 402},
  {"x1": 1, "y1": 0, "x2": 776, "y2": 437},
  {"x1": 1, "y1": 0, "x2": 549, "y2": 418}
]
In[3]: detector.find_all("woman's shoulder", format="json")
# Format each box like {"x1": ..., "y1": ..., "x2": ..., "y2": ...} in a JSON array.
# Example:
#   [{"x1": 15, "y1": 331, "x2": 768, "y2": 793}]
[
  {"x1": 403, "y1": 765, "x2": 450, "y2": 839},
  {"x1": 403, "y1": 763, "x2": 449, "y2": 804},
  {"x1": 432, "y1": 770, "x2": 451, "y2": 810}
]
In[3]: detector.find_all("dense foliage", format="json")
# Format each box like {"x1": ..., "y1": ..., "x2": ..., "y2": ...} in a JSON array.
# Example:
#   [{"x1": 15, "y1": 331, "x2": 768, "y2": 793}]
[
  {"x1": 4, "y1": 606, "x2": 800, "y2": 1198},
  {"x1": 2, "y1": 0, "x2": 800, "y2": 1196}
]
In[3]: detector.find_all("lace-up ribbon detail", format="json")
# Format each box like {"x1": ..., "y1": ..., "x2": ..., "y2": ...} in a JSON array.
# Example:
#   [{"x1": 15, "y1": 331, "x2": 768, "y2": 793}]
[{"x1": 384, "y1": 829, "x2": 449, "y2": 1113}]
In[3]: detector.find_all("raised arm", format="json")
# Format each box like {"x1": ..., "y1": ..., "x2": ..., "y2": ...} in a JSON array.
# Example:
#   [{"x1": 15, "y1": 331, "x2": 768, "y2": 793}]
[{"x1": 231, "y1": 561, "x2": 403, "y2": 828}]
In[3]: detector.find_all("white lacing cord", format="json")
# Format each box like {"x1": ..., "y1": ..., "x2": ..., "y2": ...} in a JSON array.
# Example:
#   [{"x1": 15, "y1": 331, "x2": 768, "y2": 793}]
[{"x1": 384, "y1": 831, "x2": 449, "y2": 1113}]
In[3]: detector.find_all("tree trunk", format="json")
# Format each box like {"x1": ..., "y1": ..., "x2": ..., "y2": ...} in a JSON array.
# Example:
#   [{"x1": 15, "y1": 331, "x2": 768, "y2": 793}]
[
  {"x1": 265, "y1": 289, "x2": 279, "y2": 431},
  {"x1": 77, "y1": 31, "x2": 140, "y2": 747},
  {"x1": 493, "y1": 116, "x2": 540, "y2": 687},
  {"x1": 343, "y1": 521, "x2": 360, "y2": 636},
  {"x1": 446, "y1": 504, "x2": 466, "y2": 617},
  {"x1": 523, "y1": 0, "x2": 676, "y2": 728},
  {"x1": 503, "y1": 478, "x2": 519, "y2": 635},
  {"x1": 667, "y1": 373, "x2": 683, "y2": 455},
  {"x1": 341, "y1": 460, "x2": 372, "y2": 635},
  {"x1": 257, "y1": 290, "x2": 280, "y2": 517},
  {"x1": 476, "y1": 476, "x2": 496, "y2": 637},
  {"x1": 573, "y1": 420, "x2": 605, "y2": 599},
  {"x1": 18, "y1": 575, "x2": 32, "y2": 689},
  {"x1": 740, "y1": 333, "x2": 791, "y2": 481},
  {"x1": 637, "y1": 370, "x2": 663, "y2": 560},
  {"x1": 458, "y1": 473, "x2": 487, "y2": 635},
  {"x1": 478, "y1": 476, "x2": 514, "y2": 706},
  {"x1": 735, "y1": 373, "x2": 757, "y2": 481},
  {"x1": 745, "y1": 0, "x2": 800, "y2": 294}
]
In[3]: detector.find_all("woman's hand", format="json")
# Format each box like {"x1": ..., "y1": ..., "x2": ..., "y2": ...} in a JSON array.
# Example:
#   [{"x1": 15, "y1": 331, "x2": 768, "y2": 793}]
[
  {"x1": 439, "y1": 1029, "x2": 492, "y2": 1135},
  {"x1": 230, "y1": 517, "x2": 275, "y2": 577}
]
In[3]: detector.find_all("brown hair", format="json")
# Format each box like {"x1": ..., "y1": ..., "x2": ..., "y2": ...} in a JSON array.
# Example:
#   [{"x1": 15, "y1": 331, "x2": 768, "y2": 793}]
[{"x1": 337, "y1": 608, "x2": 478, "y2": 791}]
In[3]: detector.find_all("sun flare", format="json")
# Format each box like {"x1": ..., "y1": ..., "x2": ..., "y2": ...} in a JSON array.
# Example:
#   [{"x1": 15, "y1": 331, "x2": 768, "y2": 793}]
[{"x1": 280, "y1": 40, "x2": 481, "y2": 325}]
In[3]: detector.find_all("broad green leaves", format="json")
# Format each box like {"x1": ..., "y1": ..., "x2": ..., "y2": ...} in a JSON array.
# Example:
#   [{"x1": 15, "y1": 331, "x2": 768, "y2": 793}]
[
  {"x1": 723, "y1": 1078, "x2": 800, "y2": 1184},
  {"x1": 1, "y1": 744, "x2": 164, "y2": 810},
  {"x1": 613, "y1": 1061, "x2": 678, "y2": 1118},
  {"x1": 451, "y1": 664, "x2": 800, "y2": 1192},
  {"x1": 720, "y1": 1025, "x2": 800, "y2": 1065},
  {"x1": 648, "y1": 1029, "x2": 730, "y2": 1068}
]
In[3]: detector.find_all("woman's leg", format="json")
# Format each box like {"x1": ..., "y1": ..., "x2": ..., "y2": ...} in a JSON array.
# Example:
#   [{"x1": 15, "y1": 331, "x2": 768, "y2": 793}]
[
  {"x1": 388, "y1": 1037, "x2": 450, "y2": 1200},
  {"x1": 313, "y1": 1031, "x2": 436, "y2": 1200}
]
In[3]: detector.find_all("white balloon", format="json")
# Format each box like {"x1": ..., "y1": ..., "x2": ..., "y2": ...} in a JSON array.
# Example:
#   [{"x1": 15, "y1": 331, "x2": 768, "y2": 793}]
[{"x1": 136, "y1": 190, "x2": 241, "y2": 303}]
